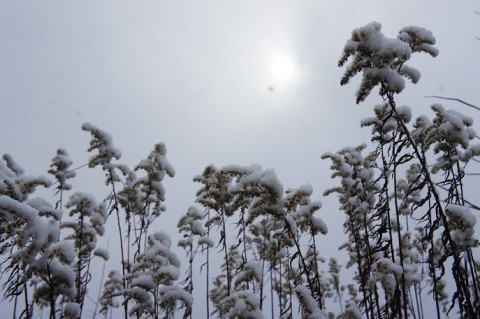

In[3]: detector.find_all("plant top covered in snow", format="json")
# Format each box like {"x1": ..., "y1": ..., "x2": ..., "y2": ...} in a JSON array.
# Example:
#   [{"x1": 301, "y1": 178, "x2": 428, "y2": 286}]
[{"x1": 339, "y1": 22, "x2": 438, "y2": 103}]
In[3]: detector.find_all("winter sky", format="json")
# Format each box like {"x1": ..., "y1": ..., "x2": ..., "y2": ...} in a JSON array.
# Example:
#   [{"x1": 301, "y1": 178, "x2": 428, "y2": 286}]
[{"x1": 0, "y1": 0, "x2": 479, "y2": 315}]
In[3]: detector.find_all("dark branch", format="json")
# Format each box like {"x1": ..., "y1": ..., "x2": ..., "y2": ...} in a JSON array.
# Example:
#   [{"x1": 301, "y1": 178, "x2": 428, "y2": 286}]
[{"x1": 425, "y1": 95, "x2": 480, "y2": 112}]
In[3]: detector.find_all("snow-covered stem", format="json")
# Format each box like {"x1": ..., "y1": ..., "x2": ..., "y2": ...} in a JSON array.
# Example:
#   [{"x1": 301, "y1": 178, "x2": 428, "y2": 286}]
[
  {"x1": 81, "y1": 123, "x2": 131, "y2": 318},
  {"x1": 202, "y1": 208, "x2": 212, "y2": 319},
  {"x1": 48, "y1": 149, "x2": 76, "y2": 210},
  {"x1": 281, "y1": 215, "x2": 322, "y2": 310},
  {"x1": 328, "y1": 258, "x2": 344, "y2": 313},
  {"x1": 92, "y1": 242, "x2": 108, "y2": 319},
  {"x1": 337, "y1": 21, "x2": 480, "y2": 318},
  {"x1": 110, "y1": 171, "x2": 129, "y2": 319},
  {"x1": 387, "y1": 93, "x2": 477, "y2": 317},
  {"x1": 322, "y1": 145, "x2": 382, "y2": 317},
  {"x1": 178, "y1": 206, "x2": 204, "y2": 319},
  {"x1": 392, "y1": 141, "x2": 409, "y2": 319},
  {"x1": 221, "y1": 207, "x2": 232, "y2": 296}
]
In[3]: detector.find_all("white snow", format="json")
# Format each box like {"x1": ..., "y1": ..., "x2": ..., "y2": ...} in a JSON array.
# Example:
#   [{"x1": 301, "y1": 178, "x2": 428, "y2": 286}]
[
  {"x1": 341, "y1": 301, "x2": 363, "y2": 319},
  {"x1": 339, "y1": 21, "x2": 437, "y2": 103},
  {"x1": 132, "y1": 274, "x2": 157, "y2": 290},
  {"x1": 398, "y1": 25, "x2": 439, "y2": 56},
  {"x1": 159, "y1": 285, "x2": 193, "y2": 307},
  {"x1": 2, "y1": 153, "x2": 25, "y2": 175},
  {"x1": 395, "y1": 105, "x2": 412, "y2": 123},
  {"x1": 198, "y1": 236, "x2": 214, "y2": 247},
  {"x1": 94, "y1": 247, "x2": 110, "y2": 261},
  {"x1": 446, "y1": 204, "x2": 477, "y2": 250},
  {"x1": 429, "y1": 104, "x2": 475, "y2": 150},
  {"x1": 81, "y1": 122, "x2": 122, "y2": 168},
  {"x1": 50, "y1": 241, "x2": 76, "y2": 265},
  {"x1": 49, "y1": 148, "x2": 76, "y2": 190},
  {"x1": 398, "y1": 64, "x2": 421, "y2": 84},
  {"x1": 0, "y1": 195, "x2": 59, "y2": 261},
  {"x1": 27, "y1": 197, "x2": 63, "y2": 221},
  {"x1": 370, "y1": 258, "x2": 403, "y2": 297},
  {"x1": 295, "y1": 286, "x2": 325, "y2": 319},
  {"x1": 63, "y1": 302, "x2": 81, "y2": 318},
  {"x1": 462, "y1": 143, "x2": 480, "y2": 162},
  {"x1": 66, "y1": 192, "x2": 97, "y2": 217},
  {"x1": 224, "y1": 290, "x2": 265, "y2": 319},
  {"x1": 311, "y1": 216, "x2": 328, "y2": 235}
]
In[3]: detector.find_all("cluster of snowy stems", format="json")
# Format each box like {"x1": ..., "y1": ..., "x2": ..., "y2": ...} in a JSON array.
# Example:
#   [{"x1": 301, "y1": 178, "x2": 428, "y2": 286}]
[
  {"x1": 0, "y1": 124, "x2": 191, "y2": 319},
  {"x1": 0, "y1": 124, "x2": 337, "y2": 319},
  {"x1": 81, "y1": 123, "x2": 191, "y2": 319},
  {"x1": 324, "y1": 21, "x2": 480, "y2": 319},
  {"x1": 181, "y1": 164, "x2": 334, "y2": 319},
  {"x1": 0, "y1": 148, "x2": 109, "y2": 319},
  {"x1": 1, "y1": 21, "x2": 479, "y2": 319}
]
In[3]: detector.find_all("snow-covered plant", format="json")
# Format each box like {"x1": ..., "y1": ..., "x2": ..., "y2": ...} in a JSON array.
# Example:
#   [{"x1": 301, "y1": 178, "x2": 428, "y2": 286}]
[
  {"x1": 177, "y1": 205, "x2": 205, "y2": 319},
  {"x1": 194, "y1": 165, "x2": 238, "y2": 298},
  {"x1": 128, "y1": 143, "x2": 175, "y2": 257},
  {"x1": 363, "y1": 102, "x2": 423, "y2": 317},
  {"x1": 82, "y1": 123, "x2": 177, "y2": 318},
  {"x1": 338, "y1": 21, "x2": 438, "y2": 104},
  {"x1": 195, "y1": 165, "x2": 265, "y2": 314},
  {"x1": 230, "y1": 165, "x2": 329, "y2": 314},
  {"x1": 126, "y1": 231, "x2": 190, "y2": 319},
  {"x1": 423, "y1": 104, "x2": 477, "y2": 171},
  {"x1": 323, "y1": 145, "x2": 381, "y2": 316},
  {"x1": 158, "y1": 284, "x2": 193, "y2": 319},
  {"x1": 99, "y1": 270, "x2": 123, "y2": 318},
  {"x1": 192, "y1": 163, "x2": 332, "y2": 318},
  {"x1": 61, "y1": 192, "x2": 108, "y2": 317},
  {"x1": 0, "y1": 155, "x2": 58, "y2": 318},
  {"x1": 0, "y1": 124, "x2": 184, "y2": 318},
  {"x1": 445, "y1": 204, "x2": 477, "y2": 251},
  {"x1": 81, "y1": 122, "x2": 133, "y2": 318},
  {"x1": 284, "y1": 185, "x2": 328, "y2": 310},
  {"x1": 216, "y1": 254, "x2": 264, "y2": 318},
  {"x1": 233, "y1": 260, "x2": 262, "y2": 293},
  {"x1": 327, "y1": 258, "x2": 344, "y2": 312},
  {"x1": 337, "y1": 301, "x2": 362, "y2": 319},
  {"x1": 0, "y1": 154, "x2": 52, "y2": 203},
  {"x1": 29, "y1": 241, "x2": 76, "y2": 319},
  {"x1": 210, "y1": 244, "x2": 246, "y2": 316},
  {"x1": 210, "y1": 274, "x2": 229, "y2": 318},
  {"x1": 221, "y1": 290, "x2": 264, "y2": 319},
  {"x1": 63, "y1": 302, "x2": 81, "y2": 319},
  {"x1": 370, "y1": 258, "x2": 402, "y2": 301},
  {"x1": 48, "y1": 149, "x2": 76, "y2": 210},
  {"x1": 294, "y1": 285, "x2": 325, "y2": 319},
  {"x1": 336, "y1": 21, "x2": 480, "y2": 318},
  {"x1": 408, "y1": 104, "x2": 480, "y2": 318},
  {"x1": 81, "y1": 123, "x2": 122, "y2": 175},
  {"x1": 284, "y1": 185, "x2": 326, "y2": 237},
  {"x1": 250, "y1": 216, "x2": 286, "y2": 316},
  {"x1": 192, "y1": 165, "x2": 221, "y2": 318}
]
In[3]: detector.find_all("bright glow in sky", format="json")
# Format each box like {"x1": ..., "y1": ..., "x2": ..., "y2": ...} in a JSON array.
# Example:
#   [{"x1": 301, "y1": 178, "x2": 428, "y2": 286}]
[{"x1": 271, "y1": 55, "x2": 295, "y2": 80}]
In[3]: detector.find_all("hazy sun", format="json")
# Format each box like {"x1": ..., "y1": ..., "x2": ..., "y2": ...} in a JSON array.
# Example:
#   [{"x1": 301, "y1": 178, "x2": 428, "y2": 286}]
[{"x1": 271, "y1": 55, "x2": 294, "y2": 81}]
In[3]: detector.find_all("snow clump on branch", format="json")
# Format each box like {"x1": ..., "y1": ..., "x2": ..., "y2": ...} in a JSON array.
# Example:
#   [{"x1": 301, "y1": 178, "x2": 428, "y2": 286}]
[{"x1": 338, "y1": 21, "x2": 438, "y2": 103}]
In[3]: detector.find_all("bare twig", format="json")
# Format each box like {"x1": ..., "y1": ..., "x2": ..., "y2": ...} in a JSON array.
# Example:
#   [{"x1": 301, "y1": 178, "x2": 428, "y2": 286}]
[
  {"x1": 436, "y1": 183, "x2": 480, "y2": 211},
  {"x1": 425, "y1": 95, "x2": 480, "y2": 112}
]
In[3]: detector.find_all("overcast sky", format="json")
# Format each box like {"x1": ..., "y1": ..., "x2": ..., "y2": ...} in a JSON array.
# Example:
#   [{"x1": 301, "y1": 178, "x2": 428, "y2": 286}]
[{"x1": 0, "y1": 0, "x2": 479, "y2": 316}]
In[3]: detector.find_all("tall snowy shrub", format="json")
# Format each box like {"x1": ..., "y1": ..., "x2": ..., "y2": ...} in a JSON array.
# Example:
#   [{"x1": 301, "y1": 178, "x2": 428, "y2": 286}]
[{"x1": 331, "y1": 21, "x2": 480, "y2": 318}]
